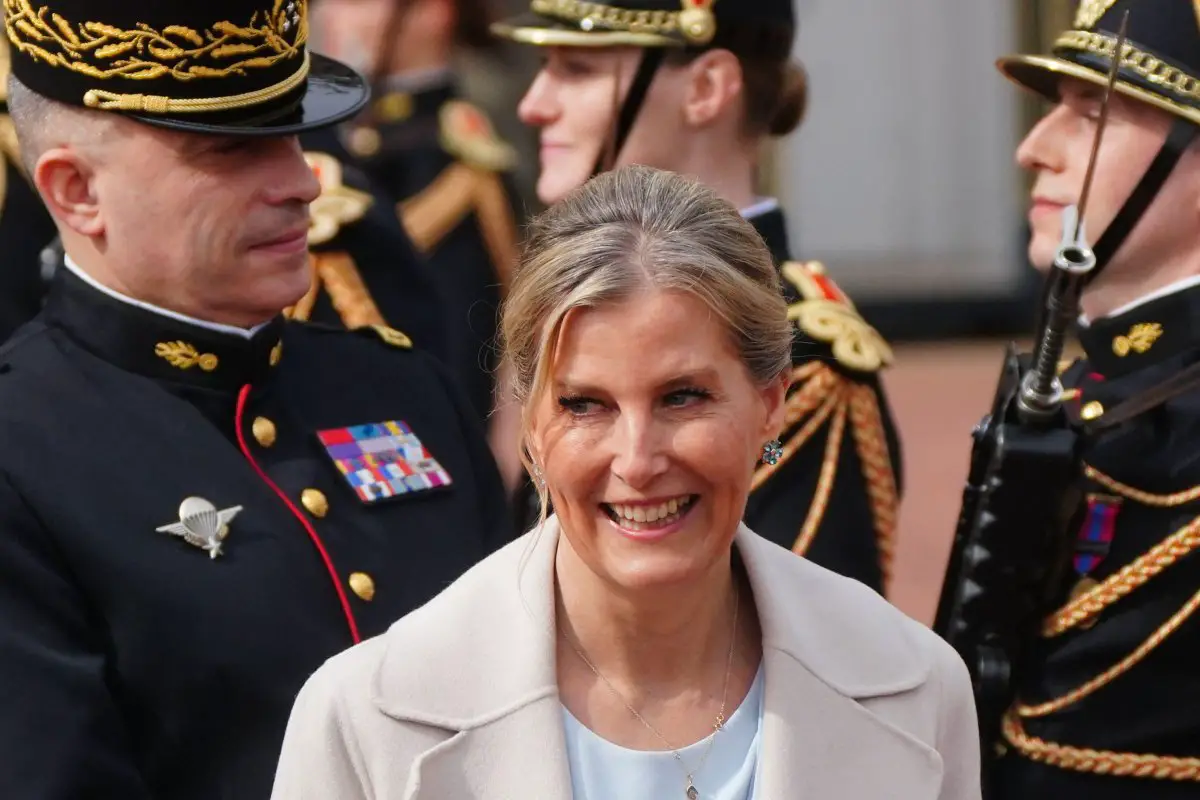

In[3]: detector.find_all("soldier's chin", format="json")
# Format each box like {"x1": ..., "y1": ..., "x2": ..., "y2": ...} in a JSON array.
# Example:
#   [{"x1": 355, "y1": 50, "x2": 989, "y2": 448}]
[{"x1": 1027, "y1": 236, "x2": 1058, "y2": 274}]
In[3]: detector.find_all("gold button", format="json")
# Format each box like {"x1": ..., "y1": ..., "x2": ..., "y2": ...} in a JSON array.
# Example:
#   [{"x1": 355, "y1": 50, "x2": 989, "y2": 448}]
[
  {"x1": 269, "y1": 341, "x2": 283, "y2": 366},
  {"x1": 1081, "y1": 401, "x2": 1105, "y2": 421},
  {"x1": 376, "y1": 92, "x2": 412, "y2": 122},
  {"x1": 252, "y1": 417, "x2": 276, "y2": 447},
  {"x1": 301, "y1": 488, "x2": 328, "y2": 518},
  {"x1": 349, "y1": 572, "x2": 376, "y2": 602},
  {"x1": 348, "y1": 127, "x2": 381, "y2": 157}
]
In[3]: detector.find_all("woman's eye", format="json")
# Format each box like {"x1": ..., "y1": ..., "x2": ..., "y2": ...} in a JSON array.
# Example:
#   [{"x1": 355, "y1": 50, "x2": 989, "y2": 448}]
[
  {"x1": 557, "y1": 395, "x2": 602, "y2": 416},
  {"x1": 664, "y1": 388, "x2": 711, "y2": 408}
]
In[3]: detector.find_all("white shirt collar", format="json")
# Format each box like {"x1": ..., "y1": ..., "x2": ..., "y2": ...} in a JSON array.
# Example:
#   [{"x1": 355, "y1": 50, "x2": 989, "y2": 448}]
[
  {"x1": 740, "y1": 197, "x2": 780, "y2": 220},
  {"x1": 62, "y1": 255, "x2": 269, "y2": 340},
  {"x1": 1080, "y1": 274, "x2": 1200, "y2": 327}
]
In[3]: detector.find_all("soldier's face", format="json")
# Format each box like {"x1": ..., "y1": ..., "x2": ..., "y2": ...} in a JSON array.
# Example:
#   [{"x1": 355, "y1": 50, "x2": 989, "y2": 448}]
[
  {"x1": 1017, "y1": 79, "x2": 1198, "y2": 313},
  {"x1": 518, "y1": 47, "x2": 687, "y2": 206},
  {"x1": 527, "y1": 289, "x2": 785, "y2": 593},
  {"x1": 92, "y1": 125, "x2": 321, "y2": 326}
]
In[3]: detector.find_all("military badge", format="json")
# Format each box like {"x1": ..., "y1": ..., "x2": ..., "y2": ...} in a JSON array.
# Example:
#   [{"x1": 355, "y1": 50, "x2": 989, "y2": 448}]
[
  {"x1": 156, "y1": 497, "x2": 244, "y2": 559},
  {"x1": 316, "y1": 420, "x2": 452, "y2": 503}
]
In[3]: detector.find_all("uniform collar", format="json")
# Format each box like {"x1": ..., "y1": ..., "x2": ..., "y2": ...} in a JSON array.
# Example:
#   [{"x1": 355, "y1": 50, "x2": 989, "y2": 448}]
[
  {"x1": 43, "y1": 261, "x2": 286, "y2": 392},
  {"x1": 1077, "y1": 279, "x2": 1200, "y2": 379},
  {"x1": 744, "y1": 202, "x2": 791, "y2": 265}
]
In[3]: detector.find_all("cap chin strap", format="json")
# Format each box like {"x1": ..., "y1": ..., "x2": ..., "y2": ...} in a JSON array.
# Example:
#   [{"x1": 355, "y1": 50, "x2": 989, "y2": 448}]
[
  {"x1": 590, "y1": 48, "x2": 667, "y2": 177},
  {"x1": 1087, "y1": 117, "x2": 1199, "y2": 284}
]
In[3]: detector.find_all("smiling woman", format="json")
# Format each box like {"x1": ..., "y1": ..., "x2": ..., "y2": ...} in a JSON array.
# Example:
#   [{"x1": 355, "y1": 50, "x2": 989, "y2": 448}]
[{"x1": 271, "y1": 164, "x2": 983, "y2": 800}]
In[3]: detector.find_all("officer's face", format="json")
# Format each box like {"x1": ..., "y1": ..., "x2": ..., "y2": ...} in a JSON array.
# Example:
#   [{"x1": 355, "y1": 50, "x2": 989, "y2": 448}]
[
  {"x1": 528, "y1": 289, "x2": 785, "y2": 592},
  {"x1": 1017, "y1": 79, "x2": 1199, "y2": 314},
  {"x1": 90, "y1": 124, "x2": 321, "y2": 326},
  {"x1": 519, "y1": 47, "x2": 688, "y2": 206}
]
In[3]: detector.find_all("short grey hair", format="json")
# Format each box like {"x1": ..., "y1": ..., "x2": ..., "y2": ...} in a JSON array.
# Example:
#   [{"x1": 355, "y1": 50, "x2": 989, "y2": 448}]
[{"x1": 6, "y1": 74, "x2": 113, "y2": 176}]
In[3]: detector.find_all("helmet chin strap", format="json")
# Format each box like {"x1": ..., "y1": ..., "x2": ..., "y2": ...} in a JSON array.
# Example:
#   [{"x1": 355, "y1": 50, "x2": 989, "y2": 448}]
[
  {"x1": 1086, "y1": 117, "x2": 1199, "y2": 284},
  {"x1": 590, "y1": 48, "x2": 667, "y2": 177}
]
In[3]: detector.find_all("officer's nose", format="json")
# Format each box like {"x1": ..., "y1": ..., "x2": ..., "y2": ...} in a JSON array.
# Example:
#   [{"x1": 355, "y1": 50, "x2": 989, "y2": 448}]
[
  {"x1": 263, "y1": 136, "x2": 321, "y2": 206},
  {"x1": 518, "y1": 69, "x2": 559, "y2": 128}
]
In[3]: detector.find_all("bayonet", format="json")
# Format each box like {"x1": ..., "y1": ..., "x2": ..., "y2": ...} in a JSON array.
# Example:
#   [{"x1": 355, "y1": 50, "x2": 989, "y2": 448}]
[{"x1": 1016, "y1": 11, "x2": 1130, "y2": 423}]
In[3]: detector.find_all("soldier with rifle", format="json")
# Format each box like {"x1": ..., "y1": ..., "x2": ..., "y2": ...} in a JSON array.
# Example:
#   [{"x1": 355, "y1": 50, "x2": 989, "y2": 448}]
[{"x1": 935, "y1": 1, "x2": 1200, "y2": 798}]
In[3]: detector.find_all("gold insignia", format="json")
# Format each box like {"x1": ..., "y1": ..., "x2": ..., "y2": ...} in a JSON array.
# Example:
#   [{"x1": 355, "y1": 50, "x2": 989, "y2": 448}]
[
  {"x1": 1112, "y1": 322, "x2": 1163, "y2": 357},
  {"x1": 374, "y1": 91, "x2": 412, "y2": 122},
  {"x1": 3, "y1": 0, "x2": 307, "y2": 83},
  {"x1": 154, "y1": 341, "x2": 219, "y2": 372},
  {"x1": 1073, "y1": 0, "x2": 1119, "y2": 29},
  {"x1": 368, "y1": 324, "x2": 412, "y2": 350},
  {"x1": 438, "y1": 100, "x2": 516, "y2": 173},
  {"x1": 304, "y1": 152, "x2": 373, "y2": 246},
  {"x1": 781, "y1": 261, "x2": 893, "y2": 374}
]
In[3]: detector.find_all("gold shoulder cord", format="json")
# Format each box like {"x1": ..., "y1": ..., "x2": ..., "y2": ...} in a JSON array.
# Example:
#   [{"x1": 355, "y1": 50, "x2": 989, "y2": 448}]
[
  {"x1": 1004, "y1": 466, "x2": 1200, "y2": 780},
  {"x1": 749, "y1": 263, "x2": 900, "y2": 588},
  {"x1": 398, "y1": 161, "x2": 519, "y2": 292}
]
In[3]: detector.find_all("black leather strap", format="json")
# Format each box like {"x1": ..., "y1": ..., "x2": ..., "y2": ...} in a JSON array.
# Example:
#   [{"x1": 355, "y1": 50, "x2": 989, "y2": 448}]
[
  {"x1": 1089, "y1": 119, "x2": 1199, "y2": 281},
  {"x1": 1084, "y1": 356, "x2": 1200, "y2": 436},
  {"x1": 592, "y1": 48, "x2": 666, "y2": 176}
]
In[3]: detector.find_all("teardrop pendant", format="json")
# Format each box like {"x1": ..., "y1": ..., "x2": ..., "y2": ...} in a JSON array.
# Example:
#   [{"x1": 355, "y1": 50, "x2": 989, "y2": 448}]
[{"x1": 686, "y1": 783, "x2": 699, "y2": 799}]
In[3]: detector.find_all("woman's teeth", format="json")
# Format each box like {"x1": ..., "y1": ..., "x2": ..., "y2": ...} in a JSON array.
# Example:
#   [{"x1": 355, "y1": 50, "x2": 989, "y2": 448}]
[{"x1": 605, "y1": 496, "x2": 695, "y2": 530}]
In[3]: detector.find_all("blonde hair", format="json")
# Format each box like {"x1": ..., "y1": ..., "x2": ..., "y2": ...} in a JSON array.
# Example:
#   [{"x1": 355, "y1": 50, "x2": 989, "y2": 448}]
[{"x1": 501, "y1": 164, "x2": 792, "y2": 520}]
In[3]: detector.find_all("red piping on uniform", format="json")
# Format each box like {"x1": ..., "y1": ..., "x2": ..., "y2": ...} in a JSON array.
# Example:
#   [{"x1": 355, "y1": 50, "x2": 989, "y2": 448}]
[{"x1": 235, "y1": 384, "x2": 362, "y2": 644}]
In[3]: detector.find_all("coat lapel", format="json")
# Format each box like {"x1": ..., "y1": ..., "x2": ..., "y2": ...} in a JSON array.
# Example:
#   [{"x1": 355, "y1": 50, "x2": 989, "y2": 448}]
[
  {"x1": 756, "y1": 648, "x2": 944, "y2": 799},
  {"x1": 405, "y1": 695, "x2": 573, "y2": 800}
]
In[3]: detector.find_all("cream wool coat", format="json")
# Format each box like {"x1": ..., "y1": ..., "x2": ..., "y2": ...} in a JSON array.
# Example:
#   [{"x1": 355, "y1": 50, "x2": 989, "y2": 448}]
[{"x1": 270, "y1": 518, "x2": 982, "y2": 799}]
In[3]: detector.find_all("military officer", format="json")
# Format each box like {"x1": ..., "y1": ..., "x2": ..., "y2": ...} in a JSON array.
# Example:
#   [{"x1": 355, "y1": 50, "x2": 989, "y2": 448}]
[
  {"x1": 305, "y1": 0, "x2": 524, "y2": 437},
  {"x1": 0, "y1": 1, "x2": 512, "y2": 797},
  {"x1": 0, "y1": 37, "x2": 57, "y2": 343},
  {"x1": 491, "y1": 0, "x2": 903, "y2": 593},
  {"x1": 985, "y1": 2, "x2": 1200, "y2": 798}
]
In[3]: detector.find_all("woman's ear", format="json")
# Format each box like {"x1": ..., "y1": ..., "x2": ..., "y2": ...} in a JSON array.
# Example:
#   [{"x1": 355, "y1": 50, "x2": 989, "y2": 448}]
[
  {"x1": 760, "y1": 371, "x2": 790, "y2": 443},
  {"x1": 681, "y1": 48, "x2": 744, "y2": 129}
]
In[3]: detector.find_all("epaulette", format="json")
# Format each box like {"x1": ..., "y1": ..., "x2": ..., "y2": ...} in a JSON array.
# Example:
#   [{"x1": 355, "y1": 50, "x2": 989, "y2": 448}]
[
  {"x1": 293, "y1": 320, "x2": 413, "y2": 351},
  {"x1": 358, "y1": 324, "x2": 413, "y2": 350},
  {"x1": 398, "y1": 162, "x2": 519, "y2": 291},
  {"x1": 781, "y1": 260, "x2": 894, "y2": 374},
  {"x1": 304, "y1": 152, "x2": 373, "y2": 246},
  {"x1": 438, "y1": 100, "x2": 517, "y2": 174}
]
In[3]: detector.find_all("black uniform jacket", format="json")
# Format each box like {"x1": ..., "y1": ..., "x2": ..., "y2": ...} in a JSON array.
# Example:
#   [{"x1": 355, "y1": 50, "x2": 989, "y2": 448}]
[
  {"x1": 0, "y1": 267, "x2": 513, "y2": 799},
  {"x1": 742, "y1": 207, "x2": 903, "y2": 594},
  {"x1": 993, "y1": 283, "x2": 1200, "y2": 800},
  {"x1": 0, "y1": 150, "x2": 57, "y2": 344},
  {"x1": 312, "y1": 79, "x2": 523, "y2": 426}
]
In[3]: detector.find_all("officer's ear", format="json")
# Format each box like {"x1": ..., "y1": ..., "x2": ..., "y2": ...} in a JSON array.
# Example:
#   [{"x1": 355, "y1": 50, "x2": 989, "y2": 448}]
[
  {"x1": 679, "y1": 48, "x2": 744, "y2": 131},
  {"x1": 34, "y1": 146, "x2": 104, "y2": 238}
]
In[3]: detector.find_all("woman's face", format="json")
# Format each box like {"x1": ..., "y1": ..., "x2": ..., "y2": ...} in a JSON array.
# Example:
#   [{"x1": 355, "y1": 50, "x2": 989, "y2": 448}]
[
  {"x1": 530, "y1": 288, "x2": 786, "y2": 591},
  {"x1": 517, "y1": 46, "x2": 692, "y2": 206}
]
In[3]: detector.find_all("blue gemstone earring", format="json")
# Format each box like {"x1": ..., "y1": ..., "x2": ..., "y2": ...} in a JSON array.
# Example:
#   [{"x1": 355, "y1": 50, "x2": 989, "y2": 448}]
[{"x1": 762, "y1": 439, "x2": 783, "y2": 466}]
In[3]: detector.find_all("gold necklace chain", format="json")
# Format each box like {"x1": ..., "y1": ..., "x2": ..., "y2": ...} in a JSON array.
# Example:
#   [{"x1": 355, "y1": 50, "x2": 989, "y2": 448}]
[{"x1": 561, "y1": 584, "x2": 741, "y2": 800}]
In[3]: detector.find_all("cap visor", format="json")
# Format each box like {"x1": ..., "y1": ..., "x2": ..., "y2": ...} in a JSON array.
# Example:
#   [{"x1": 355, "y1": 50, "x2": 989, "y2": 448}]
[
  {"x1": 997, "y1": 53, "x2": 1200, "y2": 127},
  {"x1": 128, "y1": 53, "x2": 369, "y2": 137},
  {"x1": 491, "y1": 10, "x2": 678, "y2": 47}
]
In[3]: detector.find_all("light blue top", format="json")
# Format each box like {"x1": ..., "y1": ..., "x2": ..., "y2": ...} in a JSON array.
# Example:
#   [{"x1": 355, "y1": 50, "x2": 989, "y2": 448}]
[{"x1": 562, "y1": 666, "x2": 765, "y2": 800}]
